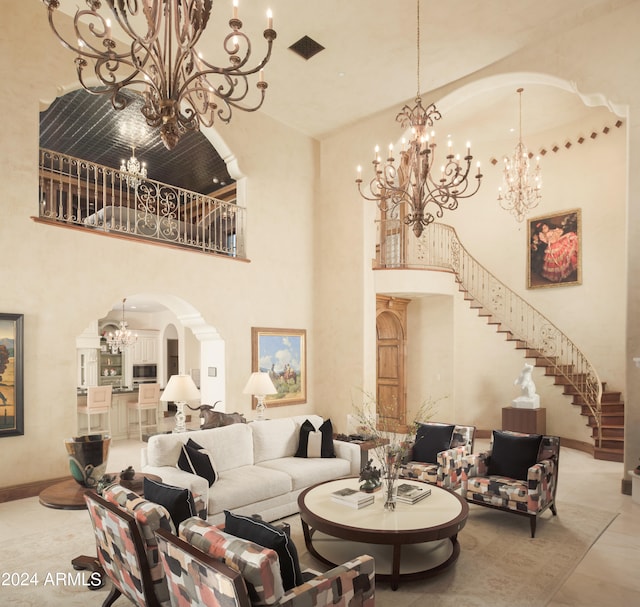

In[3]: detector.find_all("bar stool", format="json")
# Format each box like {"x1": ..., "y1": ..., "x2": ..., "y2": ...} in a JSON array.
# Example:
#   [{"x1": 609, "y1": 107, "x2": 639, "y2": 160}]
[
  {"x1": 78, "y1": 385, "x2": 112, "y2": 435},
  {"x1": 127, "y1": 383, "x2": 160, "y2": 441}
]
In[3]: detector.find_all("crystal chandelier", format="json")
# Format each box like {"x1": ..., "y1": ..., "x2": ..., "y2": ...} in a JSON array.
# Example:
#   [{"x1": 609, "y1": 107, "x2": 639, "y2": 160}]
[
  {"x1": 356, "y1": 0, "x2": 482, "y2": 238},
  {"x1": 106, "y1": 299, "x2": 137, "y2": 354},
  {"x1": 497, "y1": 88, "x2": 542, "y2": 222},
  {"x1": 42, "y1": 1, "x2": 277, "y2": 150},
  {"x1": 120, "y1": 146, "x2": 147, "y2": 189}
]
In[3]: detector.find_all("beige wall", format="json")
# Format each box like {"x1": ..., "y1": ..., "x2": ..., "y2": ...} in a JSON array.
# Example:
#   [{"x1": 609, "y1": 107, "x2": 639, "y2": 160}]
[
  {"x1": 1, "y1": 2, "x2": 639, "y2": 490},
  {"x1": 0, "y1": 5, "x2": 319, "y2": 487},
  {"x1": 316, "y1": 2, "x2": 640, "y2": 484}
]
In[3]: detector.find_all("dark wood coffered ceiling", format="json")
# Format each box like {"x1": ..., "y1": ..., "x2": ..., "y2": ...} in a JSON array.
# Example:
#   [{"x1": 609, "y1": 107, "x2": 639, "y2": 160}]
[{"x1": 39, "y1": 89, "x2": 234, "y2": 196}]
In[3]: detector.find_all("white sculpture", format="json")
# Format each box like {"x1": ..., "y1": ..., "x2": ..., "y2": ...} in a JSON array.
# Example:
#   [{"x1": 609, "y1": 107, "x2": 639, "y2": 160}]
[{"x1": 512, "y1": 363, "x2": 540, "y2": 409}]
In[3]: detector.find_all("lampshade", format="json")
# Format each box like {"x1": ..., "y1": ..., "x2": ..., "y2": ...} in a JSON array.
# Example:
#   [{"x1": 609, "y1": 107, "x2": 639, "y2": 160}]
[
  {"x1": 243, "y1": 372, "x2": 277, "y2": 396},
  {"x1": 161, "y1": 374, "x2": 201, "y2": 402}
]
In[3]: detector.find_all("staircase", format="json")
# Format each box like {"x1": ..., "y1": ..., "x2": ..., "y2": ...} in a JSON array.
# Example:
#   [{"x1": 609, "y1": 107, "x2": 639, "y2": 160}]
[
  {"x1": 465, "y1": 289, "x2": 624, "y2": 462},
  {"x1": 375, "y1": 220, "x2": 624, "y2": 462}
]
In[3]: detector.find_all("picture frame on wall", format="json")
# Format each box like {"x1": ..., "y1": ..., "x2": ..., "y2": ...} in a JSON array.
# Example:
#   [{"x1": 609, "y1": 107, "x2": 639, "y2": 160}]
[
  {"x1": 528, "y1": 209, "x2": 582, "y2": 289},
  {"x1": 251, "y1": 327, "x2": 307, "y2": 407},
  {"x1": 0, "y1": 313, "x2": 24, "y2": 437}
]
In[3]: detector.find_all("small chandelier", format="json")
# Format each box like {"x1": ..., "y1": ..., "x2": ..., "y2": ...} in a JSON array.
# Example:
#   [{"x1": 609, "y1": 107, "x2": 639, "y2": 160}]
[
  {"x1": 106, "y1": 299, "x2": 138, "y2": 354},
  {"x1": 120, "y1": 146, "x2": 147, "y2": 189},
  {"x1": 42, "y1": 1, "x2": 277, "y2": 150},
  {"x1": 497, "y1": 88, "x2": 542, "y2": 222},
  {"x1": 356, "y1": 0, "x2": 482, "y2": 238}
]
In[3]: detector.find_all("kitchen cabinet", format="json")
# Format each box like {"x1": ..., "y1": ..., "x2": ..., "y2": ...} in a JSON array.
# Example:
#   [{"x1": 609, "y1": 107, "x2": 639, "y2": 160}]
[
  {"x1": 99, "y1": 351, "x2": 125, "y2": 387},
  {"x1": 131, "y1": 330, "x2": 159, "y2": 365}
]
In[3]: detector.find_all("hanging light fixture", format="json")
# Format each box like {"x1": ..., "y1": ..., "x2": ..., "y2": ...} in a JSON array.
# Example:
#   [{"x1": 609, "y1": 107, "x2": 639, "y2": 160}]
[
  {"x1": 106, "y1": 299, "x2": 138, "y2": 354},
  {"x1": 120, "y1": 145, "x2": 147, "y2": 189},
  {"x1": 42, "y1": 1, "x2": 277, "y2": 150},
  {"x1": 356, "y1": 0, "x2": 482, "y2": 238},
  {"x1": 497, "y1": 88, "x2": 542, "y2": 222}
]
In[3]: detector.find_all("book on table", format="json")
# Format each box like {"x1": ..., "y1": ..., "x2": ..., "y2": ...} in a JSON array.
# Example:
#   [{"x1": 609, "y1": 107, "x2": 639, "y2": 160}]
[
  {"x1": 330, "y1": 487, "x2": 374, "y2": 508},
  {"x1": 396, "y1": 483, "x2": 431, "y2": 504}
]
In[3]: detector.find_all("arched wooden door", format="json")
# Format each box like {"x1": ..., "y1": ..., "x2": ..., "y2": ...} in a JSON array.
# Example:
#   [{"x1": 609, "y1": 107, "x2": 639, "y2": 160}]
[{"x1": 376, "y1": 296, "x2": 410, "y2": 433}]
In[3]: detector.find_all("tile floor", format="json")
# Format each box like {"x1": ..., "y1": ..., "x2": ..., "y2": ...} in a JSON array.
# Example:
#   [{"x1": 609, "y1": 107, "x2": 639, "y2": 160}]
[{"x1": 1, "y1": 426, "x2": 638, "y2": 606}]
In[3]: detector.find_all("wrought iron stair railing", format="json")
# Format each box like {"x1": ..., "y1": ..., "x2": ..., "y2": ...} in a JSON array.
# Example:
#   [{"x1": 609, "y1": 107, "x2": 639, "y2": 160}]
[
  {"x1": 37, "y1": 148, "x2": 245, "y2": 259},
  {"x1": 375, "y1": 219, "x2": 603, "y2": 445}
]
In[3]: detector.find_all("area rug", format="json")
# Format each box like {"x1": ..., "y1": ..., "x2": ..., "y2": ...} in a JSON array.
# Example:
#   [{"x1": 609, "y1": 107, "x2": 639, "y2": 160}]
[{"x1": 0, "y1": 500, "x2": 617, "y2": 606}]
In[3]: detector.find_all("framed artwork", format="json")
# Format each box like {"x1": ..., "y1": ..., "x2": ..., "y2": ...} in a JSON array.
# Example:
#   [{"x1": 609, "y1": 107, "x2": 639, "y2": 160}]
[
  {"x1": 0, "y1": 313, "x2": 24, "y2": 437},
  {"x1": 251, "y1": 327, "x2": 306, "y2": 407},
  {"x1": 528, "y1": 209, "x2": 581, "y2": 289}
]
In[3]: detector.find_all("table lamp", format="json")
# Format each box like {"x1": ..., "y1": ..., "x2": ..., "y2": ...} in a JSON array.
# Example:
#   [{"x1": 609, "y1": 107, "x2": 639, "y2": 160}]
[
  {"x1": 243, "y1": 372, "x2": 277, "y2": 420},
  {"x1": 161, "y1": 374, "x2": 200, "y2": 433}
]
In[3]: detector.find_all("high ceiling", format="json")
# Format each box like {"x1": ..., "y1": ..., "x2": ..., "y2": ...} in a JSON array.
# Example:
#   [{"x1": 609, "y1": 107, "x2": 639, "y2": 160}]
[
  {"x1": 250, "y1": 0, "x2": 626, "y2": 138},
  {"x1": 40, "y1": 0, "x2": 628, "y2": 197}
]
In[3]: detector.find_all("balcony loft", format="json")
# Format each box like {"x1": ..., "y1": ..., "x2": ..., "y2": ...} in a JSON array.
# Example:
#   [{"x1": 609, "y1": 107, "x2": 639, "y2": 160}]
[{"x1": 35, "y1": 148, "x2": 246, "y2": 260}]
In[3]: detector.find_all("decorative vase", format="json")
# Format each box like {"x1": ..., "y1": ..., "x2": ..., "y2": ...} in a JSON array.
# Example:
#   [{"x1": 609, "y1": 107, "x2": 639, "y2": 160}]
[
  {"x1": 383, "y1": 466, "x2": 399, "y2": 510},
  {"x1": 64, "y1": 434, "x2": 111, "y2": 488}
]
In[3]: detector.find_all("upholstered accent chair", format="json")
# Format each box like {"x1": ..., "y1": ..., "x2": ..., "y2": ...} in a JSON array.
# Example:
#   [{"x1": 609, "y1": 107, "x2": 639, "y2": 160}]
[
  {"x1": 399, "y1": 422, "x2": 476, "y2": 489},
  {"x1": 175, "y1": 516, "x2": 375, "y2": 607},
  {"x1": 156, "y1": 527, "x2": 252, "y2": 607},
  {"x1": 461, "y1": 430, "x2": 560, "y2": 537},
  {"x1": 85, "y1": 487, "x2": 173, "y2": 607}
]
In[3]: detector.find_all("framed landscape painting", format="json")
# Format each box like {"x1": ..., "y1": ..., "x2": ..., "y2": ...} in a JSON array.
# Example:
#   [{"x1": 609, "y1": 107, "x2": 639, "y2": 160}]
[
  {"x1": 251, "y1": 327, "x2": 306, "y2": 407},
  {"x1": 528, "y1": 209, "x2": 582, "y2": 289},
  {"x1": 0, "y1": 313, "x2": 24, "y2": 437}
]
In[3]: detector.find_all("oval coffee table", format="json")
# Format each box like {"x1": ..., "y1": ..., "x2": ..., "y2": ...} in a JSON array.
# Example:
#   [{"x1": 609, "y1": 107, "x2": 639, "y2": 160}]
[{"x1": 298, "y1": 477, "x2": 468, "y2": 590}]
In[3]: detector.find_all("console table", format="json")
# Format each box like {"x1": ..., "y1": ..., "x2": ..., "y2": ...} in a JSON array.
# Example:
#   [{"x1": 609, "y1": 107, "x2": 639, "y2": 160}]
[{"x1": 502, "y1": 406, "x2": 546, "y2": 434}]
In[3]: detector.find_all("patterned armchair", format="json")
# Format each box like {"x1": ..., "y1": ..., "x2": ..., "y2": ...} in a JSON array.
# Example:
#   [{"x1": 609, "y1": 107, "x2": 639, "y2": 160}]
[
  {"x1": 171, "y1": 516, "x2": 375, "y2": 607},
  {"x1": 461, "y1": 430, "x2": 560, "y2": 537},
  {"x1": 84, "y1": 487, "x2": 173, "y2": 607},
  {"x1": 400, "y1": 422, "x2": 475, "y2": 489}
]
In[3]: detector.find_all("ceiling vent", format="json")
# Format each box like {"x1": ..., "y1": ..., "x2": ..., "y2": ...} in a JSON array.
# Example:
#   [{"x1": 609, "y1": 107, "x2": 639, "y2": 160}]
[{"x1": 288, "y1": 35, "x2": 325, "y2": 60}]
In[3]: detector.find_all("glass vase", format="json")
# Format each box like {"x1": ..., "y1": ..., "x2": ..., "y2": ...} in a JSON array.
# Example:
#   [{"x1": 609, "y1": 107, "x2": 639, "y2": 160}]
[{"x1": 383, "y1": 466, "x2": 399, "y2": 510}]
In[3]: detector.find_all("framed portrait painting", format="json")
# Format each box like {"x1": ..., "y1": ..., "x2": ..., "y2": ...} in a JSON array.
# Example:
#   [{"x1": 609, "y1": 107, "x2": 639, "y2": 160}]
[
  {"x1": 0, "y1": 313, "x2": 24, "y2": 437},
  {"x1": 528, "y1": 209, "x2": 581, "y2": 289},
  {"x1": 251, "y1": 327, "x2": 306, "y2": 407}
]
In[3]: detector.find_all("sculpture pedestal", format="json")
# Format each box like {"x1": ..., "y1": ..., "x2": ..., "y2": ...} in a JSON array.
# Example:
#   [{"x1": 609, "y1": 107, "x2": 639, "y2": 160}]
[{"x1": 502, "y1": 407, "x2": 546, "y2": 434}]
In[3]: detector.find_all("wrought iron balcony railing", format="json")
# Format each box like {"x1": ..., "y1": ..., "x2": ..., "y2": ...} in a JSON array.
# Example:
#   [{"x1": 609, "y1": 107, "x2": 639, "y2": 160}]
[
  {"x1": 374, "y1": 219, "x2": 603, "y2": 445},
  {"x1": 38, "y1": 148, "x2": 246, "y2": 259}
]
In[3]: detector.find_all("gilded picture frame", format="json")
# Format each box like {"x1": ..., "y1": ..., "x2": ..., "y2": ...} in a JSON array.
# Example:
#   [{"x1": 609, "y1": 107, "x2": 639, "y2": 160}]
[
  {"x1": 0, "y1": 313, "x2": 24, "y2": 437},
  {"x1": 251, "y1": 327, "x2": 307, "y2": 407},
  {"x1": 527, "y1": 209, "x2": 582, "y2": 289}
]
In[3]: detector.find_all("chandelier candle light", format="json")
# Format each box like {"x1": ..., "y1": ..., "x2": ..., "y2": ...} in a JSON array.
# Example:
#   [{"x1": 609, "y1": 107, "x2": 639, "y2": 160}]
[
  {"x1": 106, "y1": 298, "x2": 138, "y2": 354},
  {"x1": 356, "y1": 0, "x2": 482, "y2": 238},
  {"x1": 498, "y1": 88, "x2": 542, "y2": 222},
  {"x1": 42, "y1": 0, "x2": 277, "y2": 150},
  {"x1": 120, "y1": 146, "x2": 147, "y2": 189}
]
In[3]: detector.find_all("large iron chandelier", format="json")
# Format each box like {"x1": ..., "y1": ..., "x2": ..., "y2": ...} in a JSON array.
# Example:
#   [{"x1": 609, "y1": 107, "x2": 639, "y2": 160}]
[
  {"x1": 42, "y1": 1, "x2": 277, "y2": 150},
  {"x1": 120, "y1": 145, "x2": 147, "y2": 188},
  {"x1": 497, "y1": 88, "x2": 542, "y2": 222},
  {"x1": 106, "y1": 299, "x2": 138, "y2": 354},
  {"x1": 356, "y1": 0, "x2": 482, "y2": 238}
]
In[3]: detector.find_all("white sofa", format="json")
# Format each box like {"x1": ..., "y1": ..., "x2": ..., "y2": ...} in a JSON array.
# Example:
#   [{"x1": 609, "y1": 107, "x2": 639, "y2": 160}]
[{"x1": 141, "y1": 415, "x2": 361, "y2": 524}]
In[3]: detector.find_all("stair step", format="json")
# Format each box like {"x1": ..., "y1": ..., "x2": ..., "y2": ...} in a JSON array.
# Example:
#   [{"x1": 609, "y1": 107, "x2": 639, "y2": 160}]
[
  {"x1": 581, "y1": 403, "x2": 625, "y2": 415},
  {"x1": 545, "y1": 365, "x2": 576, "y2": 376},
  {"x1": 588, "y1": 414, "x2": 624, "y2": 426},
  {"x1": 592, "y1": 426, "x2": 624, "y2": 439},
  {"x1": 594, "y1": 447, "x2": 624, "y2": 463}
]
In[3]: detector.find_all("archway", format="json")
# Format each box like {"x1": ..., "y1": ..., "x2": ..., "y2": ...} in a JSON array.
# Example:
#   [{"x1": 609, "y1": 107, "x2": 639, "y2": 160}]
[{"x1": 77, "y1": 293, "x2": 226, "y2": 414}]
